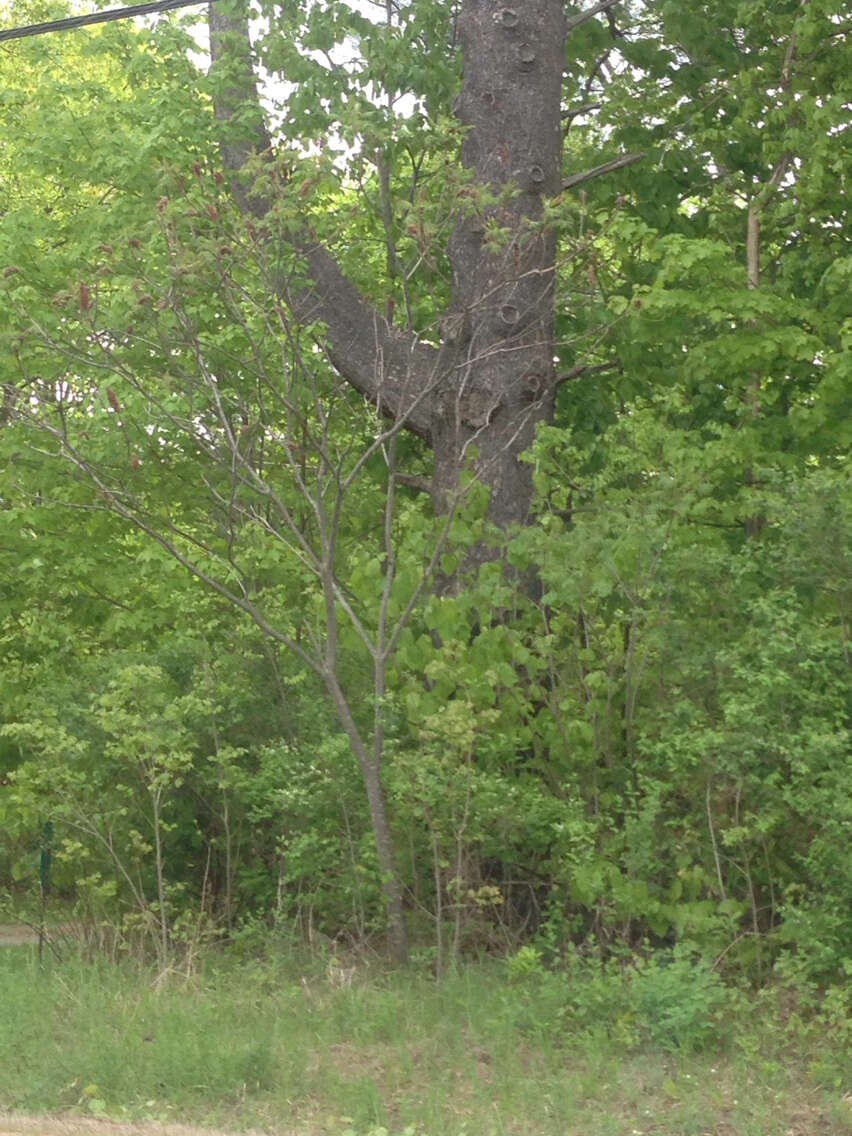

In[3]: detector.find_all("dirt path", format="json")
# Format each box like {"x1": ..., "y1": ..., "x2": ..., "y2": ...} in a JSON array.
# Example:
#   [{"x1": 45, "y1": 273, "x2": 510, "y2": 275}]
[
  {"x1": 0, "y1": 1117, "x2": 282, "y2": 1136},
  {"x1": 0, "y1": 924, "x2": 86, "y2": 948},
  {"x1": 0, "y1": 925, "x2": 40, "y2": 947}
]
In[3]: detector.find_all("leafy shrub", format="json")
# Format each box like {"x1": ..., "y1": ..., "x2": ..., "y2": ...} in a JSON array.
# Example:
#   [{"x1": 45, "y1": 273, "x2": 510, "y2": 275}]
[
  {"x1": 631, "y1": 953, "x2": 727, "y2": 1051},
  {"x1": 502, "y1": 950, "x2": 727, "y2": 1052}
]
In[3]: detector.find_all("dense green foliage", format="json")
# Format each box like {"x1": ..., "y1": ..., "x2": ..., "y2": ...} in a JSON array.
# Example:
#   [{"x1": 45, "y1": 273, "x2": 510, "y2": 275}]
[{"x1": 0, "y1": 0, "x2": 849, "y2": 1011}]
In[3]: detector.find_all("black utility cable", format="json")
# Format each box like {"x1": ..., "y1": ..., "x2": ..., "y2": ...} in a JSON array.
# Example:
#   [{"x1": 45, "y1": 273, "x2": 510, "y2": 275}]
[{"x1": 0, "y1": 0, "x2": 207, "y2": 43}]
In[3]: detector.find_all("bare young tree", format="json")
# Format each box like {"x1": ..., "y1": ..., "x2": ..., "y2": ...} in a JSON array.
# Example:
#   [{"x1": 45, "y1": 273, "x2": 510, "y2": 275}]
[{"x1": 14, "y1": 202, "x2": 468, "y2": 960}]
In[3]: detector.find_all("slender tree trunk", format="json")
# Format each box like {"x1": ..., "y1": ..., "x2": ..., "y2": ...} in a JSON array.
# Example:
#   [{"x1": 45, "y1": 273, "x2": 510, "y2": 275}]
[
  {"x1": 360, "y1": 756, "x2": 409, "y2": 964},
  {"x1": 742, "y1": 23, "x2": 797, "y2": 538},
  {"x1": 325, "y1": 670, "x2": 409, "y2": 964},
  {"x1": 744, "y1": 203, "x2": 766, "y2": 537},
  {"x1": 151, "y1": 786, "x2": 169, "y2": 967}
]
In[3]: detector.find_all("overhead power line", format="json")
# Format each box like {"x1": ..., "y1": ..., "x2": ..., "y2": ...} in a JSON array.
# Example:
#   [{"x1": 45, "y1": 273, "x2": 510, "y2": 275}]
[{"x1": 0, "y1": 0, "x2": 207, "y2": 43}]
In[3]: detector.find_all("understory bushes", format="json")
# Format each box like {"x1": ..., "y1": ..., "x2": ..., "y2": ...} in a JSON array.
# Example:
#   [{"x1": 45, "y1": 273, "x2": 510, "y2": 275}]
[{"x1": 1, "y1": 454, "x2": 849, "y2": 993}]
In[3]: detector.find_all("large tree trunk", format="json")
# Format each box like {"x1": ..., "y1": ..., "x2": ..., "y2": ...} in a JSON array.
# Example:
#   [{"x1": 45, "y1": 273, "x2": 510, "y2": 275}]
[
  {"x1": 433, "y1": 0, "x2": 565, "y2": 530},
  {"x1": 208, "y1": 0, "x2": 566, "y2": 533}
]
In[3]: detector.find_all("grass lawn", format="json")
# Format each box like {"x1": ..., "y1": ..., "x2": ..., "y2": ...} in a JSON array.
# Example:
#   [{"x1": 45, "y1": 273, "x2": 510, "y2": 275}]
[{"x1": 0, "y1": 945, "x2": 848, "y2": 1135}]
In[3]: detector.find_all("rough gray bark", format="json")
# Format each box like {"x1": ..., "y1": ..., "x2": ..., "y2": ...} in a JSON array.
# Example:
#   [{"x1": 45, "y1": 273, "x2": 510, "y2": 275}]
[
  {"x1": 432, "y1": 0, "x2": 565, "y2": 529},
  {"x1": 208, "y1": 0, "x2": 570, "y2": 532}
]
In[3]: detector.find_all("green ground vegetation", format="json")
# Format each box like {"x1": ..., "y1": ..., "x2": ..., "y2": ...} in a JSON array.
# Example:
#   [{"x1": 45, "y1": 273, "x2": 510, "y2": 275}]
[{"x1": 0, "y1": 944, "x2": 849, "y2": 1136}]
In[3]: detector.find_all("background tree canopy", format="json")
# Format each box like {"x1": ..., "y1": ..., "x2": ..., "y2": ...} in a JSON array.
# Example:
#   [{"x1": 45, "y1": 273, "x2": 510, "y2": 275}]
[{"x1": 0, "y1": 0, "x2": 849, "y2": 985}]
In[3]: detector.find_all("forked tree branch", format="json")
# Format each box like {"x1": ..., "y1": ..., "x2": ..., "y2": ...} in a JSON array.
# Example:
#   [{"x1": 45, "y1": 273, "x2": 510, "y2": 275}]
[{"x1": 207, "y1": 0, "x2": 437, "y2": 441}]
